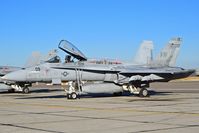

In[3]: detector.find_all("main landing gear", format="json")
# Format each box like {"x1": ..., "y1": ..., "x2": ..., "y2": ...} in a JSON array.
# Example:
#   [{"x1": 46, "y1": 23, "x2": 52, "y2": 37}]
[
  {"x1": 139, "y1": 88, "x2": 149, "y2": 97},
  {"x1": 124, "y1": 85, "x2": 149, "y2": 97},
  {"x1": 22, "y1": 87, "x2": 30, "y2": 94}
]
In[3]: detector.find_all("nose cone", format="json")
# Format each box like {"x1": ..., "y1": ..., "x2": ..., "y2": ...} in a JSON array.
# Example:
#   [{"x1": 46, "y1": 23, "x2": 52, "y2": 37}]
[{"x1": 1, "y1": 70, "x2": 27, "y2": 82}]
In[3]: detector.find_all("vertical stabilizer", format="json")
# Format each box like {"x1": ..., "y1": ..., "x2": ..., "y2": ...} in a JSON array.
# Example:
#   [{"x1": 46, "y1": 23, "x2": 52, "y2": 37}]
[
  {"x1": 134, "y1": 40, "x2": 154, "y2": 65},
  {"x1": 153, "y1": 37, "x2": 182, "y2": 67}
]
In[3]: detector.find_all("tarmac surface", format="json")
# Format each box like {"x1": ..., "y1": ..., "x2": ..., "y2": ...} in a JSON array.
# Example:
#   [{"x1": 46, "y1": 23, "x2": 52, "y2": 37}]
[{"x1": 0, "y1": 81, "x2": 199, "y2": 133}]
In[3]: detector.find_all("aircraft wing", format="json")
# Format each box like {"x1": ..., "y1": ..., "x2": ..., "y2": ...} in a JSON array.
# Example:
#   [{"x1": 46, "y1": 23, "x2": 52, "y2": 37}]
[
  {"x1": 118, "y1": 67, "x2": 195, "y2": 83},
  {"x1": 119, "y1": 68, "x2": 175, "y2": 75},
  {"x1": 51, "y1": 64, "x2": 194, "y2": 83},
  {"x1": 58, "y1": 40, "x2": 87, "y2": 61}
]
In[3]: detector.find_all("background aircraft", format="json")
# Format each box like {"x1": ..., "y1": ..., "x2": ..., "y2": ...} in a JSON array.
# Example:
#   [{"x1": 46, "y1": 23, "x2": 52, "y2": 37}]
[
  {"x1": 0, "y1": 66, "x2": 21, "y2": 92},
  {"x1": 1, "y1": 37, "x2": 194, "y2": 99},
  {"x1": 0, "y1": 50, "x2": 59, "y2": 93}
]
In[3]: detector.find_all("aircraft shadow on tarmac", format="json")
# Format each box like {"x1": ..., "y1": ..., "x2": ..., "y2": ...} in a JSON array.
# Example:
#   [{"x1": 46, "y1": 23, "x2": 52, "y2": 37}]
[
  {"x1": 14, "y1": 90, "x2": 173, "y2": 100},
  {"x1": 30, "y1": 88, "x2": 63, "y2": 93},
  {"x1": 149, "y1": 90, "x2": 173, "y2": 96},
  {"x1": 15, "y1": 95, "x2": 67, "y2": 99},
  {"x1": 0, "y1": 88, "x2": 62, "y2": 94}
]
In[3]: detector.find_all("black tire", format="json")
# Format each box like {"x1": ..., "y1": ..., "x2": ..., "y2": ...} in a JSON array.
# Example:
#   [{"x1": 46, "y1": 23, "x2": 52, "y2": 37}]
[
  {"x1": 139, "y1": 88, "x2": 148, "y2": 97},
  {"x1": 71, "y1": 92, "x2": 77, "y2": 99},
  {"x1": 67, "y1": 94, "x2": 71, "y2": 99},
  {"x1": 23, "y1": 87, "x2": 30, "y2": 94}
]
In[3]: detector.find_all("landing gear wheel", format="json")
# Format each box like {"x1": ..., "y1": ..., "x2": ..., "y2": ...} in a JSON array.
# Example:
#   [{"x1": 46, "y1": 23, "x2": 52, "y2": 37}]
[
  {"x1": 71, "y1": 92, "x2": 77, "y2": 99},
  {"x1": 67, "y1": 94, "x2": 71, "y2": 99},
  {"x1": 139, "y1": 88, "x2": 149, "y2": 97},
  {"x1": 67, "y1": 93, "x2": 77, "y2": 99},
  {"x1": 23, "y1": 87, "x2": 30, "y2": 94}
]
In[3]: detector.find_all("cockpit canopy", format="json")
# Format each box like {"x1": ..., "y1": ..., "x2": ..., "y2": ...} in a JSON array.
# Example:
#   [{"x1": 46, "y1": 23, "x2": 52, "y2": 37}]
[{"x1": 58, "y1": 40, "x2": 87, "y2": 61}]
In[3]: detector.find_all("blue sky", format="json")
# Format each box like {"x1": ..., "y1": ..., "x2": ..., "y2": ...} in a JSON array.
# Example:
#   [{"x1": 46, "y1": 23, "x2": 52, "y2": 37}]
[{"x1": 0, "y1": 0, "x2": 198, "y2": 68}]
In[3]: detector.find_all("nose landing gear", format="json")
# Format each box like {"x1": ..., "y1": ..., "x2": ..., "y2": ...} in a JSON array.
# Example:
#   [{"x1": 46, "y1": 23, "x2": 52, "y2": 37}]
[
  {"x1": 67, "y1": 92, "x2": 77, "y2": 99},
  {"x1": 65, "y1": 81, "x2": 80, "y2": 100}
]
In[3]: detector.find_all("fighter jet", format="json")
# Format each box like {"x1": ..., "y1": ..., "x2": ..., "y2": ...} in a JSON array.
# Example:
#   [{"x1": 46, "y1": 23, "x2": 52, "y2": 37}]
[
  {"x1": 2, "y1": 37, "x2": 194, "y2": 99},
  {"x1": 1, "y1": 39, "x2": 153, "y2": 94}
]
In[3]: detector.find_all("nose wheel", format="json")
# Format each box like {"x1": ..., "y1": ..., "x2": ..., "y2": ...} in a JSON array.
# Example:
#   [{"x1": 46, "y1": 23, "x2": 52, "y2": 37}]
[
  {"x1": 67, "y1": 92, "x2": 77, "y2": 99},
  {"x1": 66, "y1": 81, "x2": 80, "y2": 100}
]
